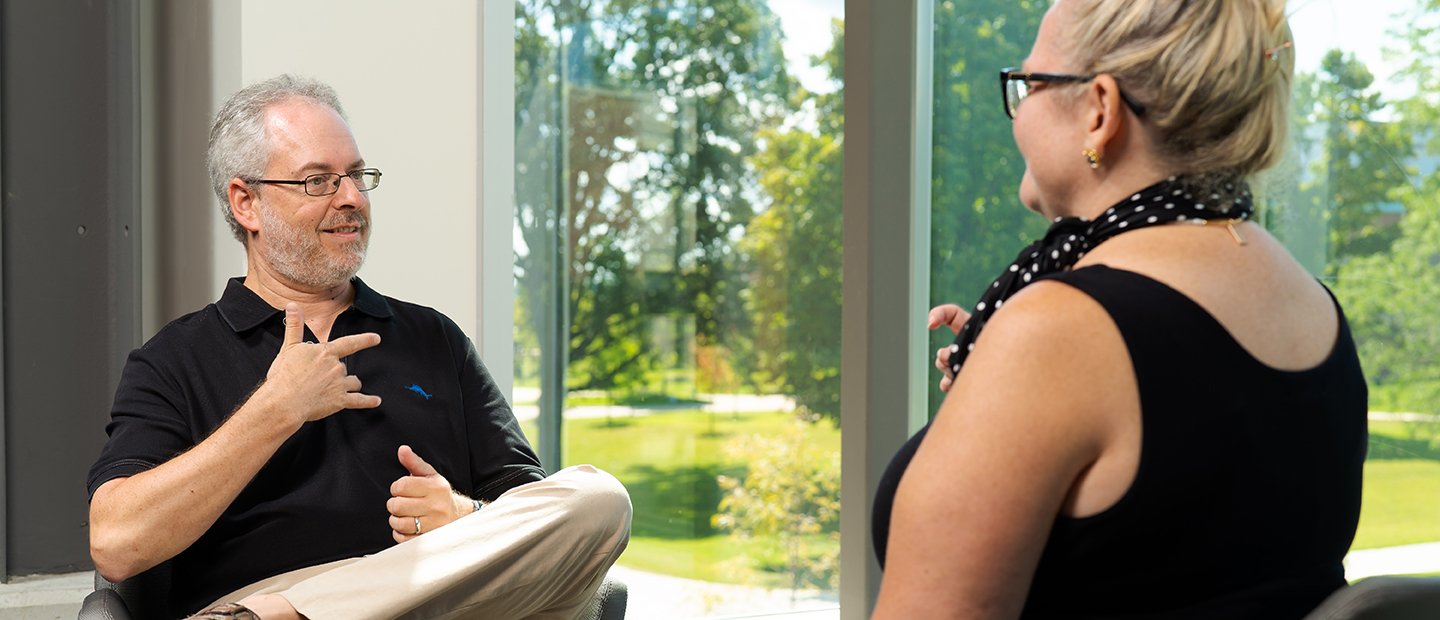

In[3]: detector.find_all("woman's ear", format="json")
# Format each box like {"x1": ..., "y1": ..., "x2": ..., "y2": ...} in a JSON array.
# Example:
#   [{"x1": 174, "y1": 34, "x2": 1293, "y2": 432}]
[
  {"x1": 1081, "y1": 74, "x2": 1126, "y2": 160},
  {"x1": 228, "y1": 179, "x2": 263, "y2": 236}
]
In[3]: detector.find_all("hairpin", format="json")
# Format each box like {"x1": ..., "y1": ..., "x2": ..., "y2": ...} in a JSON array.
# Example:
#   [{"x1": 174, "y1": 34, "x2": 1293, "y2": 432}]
[{"x1": 1264, "y1": 41, "x2": 1293, "y2": 61}]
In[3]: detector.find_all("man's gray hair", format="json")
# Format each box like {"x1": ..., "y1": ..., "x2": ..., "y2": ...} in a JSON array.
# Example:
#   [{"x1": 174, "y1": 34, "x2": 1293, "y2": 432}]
[{"x1": 206, "y1": 75, "x2": 347, "y2": 243}]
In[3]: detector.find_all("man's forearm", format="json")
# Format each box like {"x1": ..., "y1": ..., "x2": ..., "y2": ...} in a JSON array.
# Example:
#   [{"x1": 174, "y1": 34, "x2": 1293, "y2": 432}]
[{"x1": 89, "y1": 385, "x2": 302, "y2": 582}]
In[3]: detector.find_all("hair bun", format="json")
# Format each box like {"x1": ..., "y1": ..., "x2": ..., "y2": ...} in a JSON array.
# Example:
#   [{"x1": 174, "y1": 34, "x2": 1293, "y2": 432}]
[{"x1": 1064, "y1": 0, "x2": 1294, "y2": 180}]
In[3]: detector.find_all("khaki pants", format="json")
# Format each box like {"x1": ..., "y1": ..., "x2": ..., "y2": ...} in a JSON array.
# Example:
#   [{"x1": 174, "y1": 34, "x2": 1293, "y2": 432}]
[{"x1": 202, "y1": 465, "x2": 632, "y2": 620}]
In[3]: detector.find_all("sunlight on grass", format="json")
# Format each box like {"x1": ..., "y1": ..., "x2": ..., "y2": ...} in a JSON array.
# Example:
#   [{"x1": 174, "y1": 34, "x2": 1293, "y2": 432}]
[
  {"x1": 523, "y1": 409, "x2": 840, "y2": 584},
  {"x1": 1354, "y1": 459, "x2": 1440, "y2": 549},
  {"x1": 1353, "y1": 422, "x2": 1440, "y2": 549},
  {"x1": 618, "y1": 535, "x2": 839, "y2": 588}
]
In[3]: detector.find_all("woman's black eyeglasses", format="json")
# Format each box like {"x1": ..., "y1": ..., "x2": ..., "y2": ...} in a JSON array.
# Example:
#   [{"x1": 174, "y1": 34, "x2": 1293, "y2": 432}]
[
  {"x1": 252, "y1": 168, "x2": 383, "y2": 197},
  {"x1": 1000, "y1": 68, "x2": 1146, "y2": 120}
]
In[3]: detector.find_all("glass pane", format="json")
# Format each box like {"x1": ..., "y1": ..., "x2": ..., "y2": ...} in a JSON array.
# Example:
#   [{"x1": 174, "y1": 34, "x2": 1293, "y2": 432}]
[
  {"x1": 1283, "y1": 0, "x2": 1440, "y2": 579},
  {"x1": 929, "y1": 0, "x2": 1440, "y2": 586},
  {"x1": 514, "y1": 1, "x2": 844, "y2": 616},
  {"x1": 927, "y1": 3, "x2": 1047, "y2": 415}
]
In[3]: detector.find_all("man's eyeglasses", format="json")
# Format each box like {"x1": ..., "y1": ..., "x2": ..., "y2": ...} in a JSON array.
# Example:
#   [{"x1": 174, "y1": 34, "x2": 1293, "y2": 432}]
[
  {"x1": 1000, "y1": 68, "x2": 1146, "y2": 120},
  {"x1": 252, "y1": 168, "x2": 383, "y2": 197}
]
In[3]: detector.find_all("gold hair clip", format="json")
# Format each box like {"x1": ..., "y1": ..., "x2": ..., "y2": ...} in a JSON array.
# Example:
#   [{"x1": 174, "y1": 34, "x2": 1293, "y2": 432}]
[{"x1": 1264, "y1": 41, "x2": 1293, "y2": 61}]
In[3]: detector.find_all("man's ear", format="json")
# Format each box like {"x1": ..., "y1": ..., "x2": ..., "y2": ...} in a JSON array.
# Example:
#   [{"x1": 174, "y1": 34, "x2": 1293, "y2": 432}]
[
  {"x1": 1081, "y1": 74, "x2": 1126, "y2": 158},
  {"x1": 228, "y1": 178, "x2": 263, "y2": 236}
]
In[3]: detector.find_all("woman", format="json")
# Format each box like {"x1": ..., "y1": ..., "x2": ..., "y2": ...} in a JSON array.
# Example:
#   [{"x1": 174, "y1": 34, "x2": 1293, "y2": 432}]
[{"x1": 871, "y1": 1, "x2": 1367, "y2": 618}]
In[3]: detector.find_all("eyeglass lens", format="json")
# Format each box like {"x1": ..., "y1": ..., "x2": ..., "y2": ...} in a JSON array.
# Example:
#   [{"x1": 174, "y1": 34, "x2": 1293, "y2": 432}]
[
  {"x1": 304, "y1": 170, "x2": 381, "y2": 196},
  {"x1": 1006, "y1": 78, "x2": 1030, "y2": 118}
]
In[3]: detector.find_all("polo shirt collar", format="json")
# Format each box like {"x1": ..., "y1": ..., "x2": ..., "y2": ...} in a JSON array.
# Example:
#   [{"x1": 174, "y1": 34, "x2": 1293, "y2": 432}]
[
  {"x1": 216, "y1": 276, "x2": 394, "y2": 333},
  {"x1": 350, "y1": 277, "x2": 393, "y2": 319}
]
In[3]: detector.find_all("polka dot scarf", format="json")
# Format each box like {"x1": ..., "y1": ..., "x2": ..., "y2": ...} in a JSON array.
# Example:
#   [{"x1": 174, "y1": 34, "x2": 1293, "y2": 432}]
[{"x1": 944, "y1": 177, "x2": 1254, "y2": 376}]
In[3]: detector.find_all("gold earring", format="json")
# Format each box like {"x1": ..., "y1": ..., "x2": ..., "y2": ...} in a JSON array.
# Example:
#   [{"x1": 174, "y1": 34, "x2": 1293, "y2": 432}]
[{"x1": 1082, "y1": 148, "x2": 1102, "y2": 169}]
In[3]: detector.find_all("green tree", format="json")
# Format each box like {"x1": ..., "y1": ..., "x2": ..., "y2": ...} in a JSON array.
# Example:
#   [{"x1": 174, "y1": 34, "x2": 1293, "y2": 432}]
[
  {"x1": 1393, "y1": 0, "x2": 1440, "y2": 155},
  {"x1": 1329, "y1": 0, "x2": 1440, "y2": 419},
  {"x1": 1333, "y1": 178, "x2": 1440, "y2": 416},
  {"x1": 927, "y1": 1, "x2": 1050, "y2": 413},
  {"x1": 715, "y1": 415, "x2": 841, "y2": 597},
  {"x1": 1293, "y1": 49, "x2": 1415, "y2": 262},
  {"x1": 743, "y1": 20, "x2": 843, "y2": 418},
  {"x1": 514, "y1": 0, "x2": 795, "y2": 394}
]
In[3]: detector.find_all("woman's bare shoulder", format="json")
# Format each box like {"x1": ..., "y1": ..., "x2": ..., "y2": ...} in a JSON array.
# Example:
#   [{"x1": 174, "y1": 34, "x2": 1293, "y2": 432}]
[{"x1": 1073, "y1": 223, "x2": 1339, "y2": 370}]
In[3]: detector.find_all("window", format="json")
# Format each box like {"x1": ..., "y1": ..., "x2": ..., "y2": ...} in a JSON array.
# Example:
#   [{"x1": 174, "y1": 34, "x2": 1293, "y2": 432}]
[
  {"x1": 514, "y1": 1, "x2": 844, "y2": 616},
  {"x1": 1286, "y1": 0, "x2": 1440, "y2": 579}
]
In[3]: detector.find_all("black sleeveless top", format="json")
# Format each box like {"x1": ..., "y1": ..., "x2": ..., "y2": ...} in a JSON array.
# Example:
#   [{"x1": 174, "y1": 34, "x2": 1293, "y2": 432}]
[{"x1": 872, "y1": 266, "x2": 1368, "y2": 619}]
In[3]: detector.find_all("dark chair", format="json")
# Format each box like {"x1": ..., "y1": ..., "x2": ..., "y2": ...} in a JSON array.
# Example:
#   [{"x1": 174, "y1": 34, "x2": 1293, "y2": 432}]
[
  {"x1": 79, "y1": 561, "x2": 627, "y2": 620},
  {"x1": 1304, "y1": 575, "x2": 1440, "y2": 619}
]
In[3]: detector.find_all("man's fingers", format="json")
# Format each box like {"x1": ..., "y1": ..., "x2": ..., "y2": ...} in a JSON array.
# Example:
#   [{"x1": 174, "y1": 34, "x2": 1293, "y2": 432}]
[
  {"x1": 283, "y1": 303, "x2": 305, "y2": 347},
  {"x1": 389, "y1": 474, "x2": 440, "y2": 497},
  {"x1": 390, "y1": 476, "x2": 417, "y2": 497},
  {"x1": 326, "y1": 332, "x2": 381, "y2": 357},
  {"x1": 398, "y1": 445, "x2": 439, "y2": 477},
  {"x1": 343, "y1": 393, "x2": 382, "y2": 410},
  {"x1": 386, "y1": 496, "x2": 424, "y2": 517},
  {"x1": 388, "y1": 513, "x2": 423, "y2": 534}
]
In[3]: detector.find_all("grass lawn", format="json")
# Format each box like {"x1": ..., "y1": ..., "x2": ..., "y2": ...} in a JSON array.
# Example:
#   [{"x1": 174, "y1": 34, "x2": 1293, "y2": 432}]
[
  {"x1": 517, "y1": 410, "x2": 1440, "y2": 582},
  {"x1": 1353, "y1": 421, "x2": 1440, "y2": 549},
  {"x1": 522, "y1": 409, "x2": 840, "y2": 586},
  {"x1": 616, "y1": 534, "x2": 840, "y2": 589}
]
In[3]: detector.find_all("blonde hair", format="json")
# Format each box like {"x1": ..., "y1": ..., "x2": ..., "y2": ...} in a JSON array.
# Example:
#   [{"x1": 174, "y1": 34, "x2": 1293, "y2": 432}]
[{"x1": 1062, "y1": 0, "x2": 1293, "y2": 181}]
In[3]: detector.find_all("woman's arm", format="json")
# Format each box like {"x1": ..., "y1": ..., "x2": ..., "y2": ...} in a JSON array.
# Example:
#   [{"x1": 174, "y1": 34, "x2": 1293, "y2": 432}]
[{"x1": 873, "y1": 281, "x2": 1139, "y2": 619}]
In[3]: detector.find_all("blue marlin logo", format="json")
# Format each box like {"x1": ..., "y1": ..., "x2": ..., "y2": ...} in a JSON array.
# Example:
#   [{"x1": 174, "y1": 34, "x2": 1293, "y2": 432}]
[{"x1": 405, "y1": 384, "x2": 433, "y2": 400}]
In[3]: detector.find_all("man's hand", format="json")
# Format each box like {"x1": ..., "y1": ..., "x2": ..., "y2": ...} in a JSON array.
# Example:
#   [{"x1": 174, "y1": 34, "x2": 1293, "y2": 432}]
[
  {"x1": 929, "y1": 304, "x2": 972, "y2": 393},
  {"x1": 90, "y1": 304, "x2": 384, "y2": 583},
  {"x1": 263, "y1": 303, "x2": 382, "y2": 425},
  {"x1": 388, "y1": 445, "x2": 472, "y2": 543}
]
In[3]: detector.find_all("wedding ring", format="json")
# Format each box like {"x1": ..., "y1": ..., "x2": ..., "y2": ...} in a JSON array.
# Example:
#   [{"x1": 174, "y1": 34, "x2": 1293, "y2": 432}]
[{"x1": 414, "y1": 516, "x2": 423, "y2": 535}]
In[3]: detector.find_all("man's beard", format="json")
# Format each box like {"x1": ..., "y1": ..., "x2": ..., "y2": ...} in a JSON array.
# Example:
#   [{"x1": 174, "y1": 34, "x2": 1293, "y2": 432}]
[{"x1": 256, "y1": 204, "x2": 368, "y2": 289}]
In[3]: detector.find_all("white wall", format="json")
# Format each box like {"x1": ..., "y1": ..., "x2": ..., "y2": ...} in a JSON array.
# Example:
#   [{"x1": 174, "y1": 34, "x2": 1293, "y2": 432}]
[
  {"x1": 239, "y1": 0, "x2": 482, "y2": 334},
  {"x1": 150, "y1": 0, "x2": 514, "y2": 391}
]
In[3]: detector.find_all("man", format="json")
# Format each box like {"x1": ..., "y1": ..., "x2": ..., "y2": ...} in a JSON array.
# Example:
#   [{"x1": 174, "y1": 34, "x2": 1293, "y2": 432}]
[{"x1": 86, "y1": 75, "x2": 630, "y2": 619}]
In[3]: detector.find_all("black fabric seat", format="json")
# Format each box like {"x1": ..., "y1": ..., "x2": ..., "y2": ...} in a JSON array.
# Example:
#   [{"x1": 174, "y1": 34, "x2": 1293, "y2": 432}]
[{"x1": 1302, "y1": 575, "x2": 1440, "y2": 619}]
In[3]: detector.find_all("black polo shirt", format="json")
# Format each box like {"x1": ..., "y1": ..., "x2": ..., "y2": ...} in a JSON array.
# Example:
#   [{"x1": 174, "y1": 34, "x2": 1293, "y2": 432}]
[{"x1": 87, "y1": 277, "x2": 545, "y2": 616}]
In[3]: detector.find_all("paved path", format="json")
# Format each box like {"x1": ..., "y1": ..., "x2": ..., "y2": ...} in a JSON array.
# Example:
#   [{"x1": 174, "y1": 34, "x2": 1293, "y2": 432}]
[
  {"x1": 1345, "y1": 541, "x2": 1440, "y2": 580},
  {"x1": 1369, "y1": 411, "x2": 1440, "y2": 422},
  {"x1": 607, "y1": 565, "x2": 837, "y2": 620},
  {"x1": 612, "y1": 538, "x2": 1440, "y2": 618},
  {"x1": 511, "y1": 391, "x2": 795, "y2": 421},
  {"x1": 0, "y1": 571, "x2": 91, "y2": 619}
]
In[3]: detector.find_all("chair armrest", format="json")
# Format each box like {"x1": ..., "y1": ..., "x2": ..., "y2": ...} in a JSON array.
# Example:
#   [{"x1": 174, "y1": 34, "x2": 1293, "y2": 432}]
[
  {"x1": 88, "y1": 563, "x2": 172, "y2": 620},
  {"x1": 1305, "y1": 575, "x2": 1440, "y2": 619},
  {"x1": 78, "y1": 588, "x2": 132, "y2": 620},
  {"x1": 581, "y1": 575, "x2": 628, "y2": 620}
]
